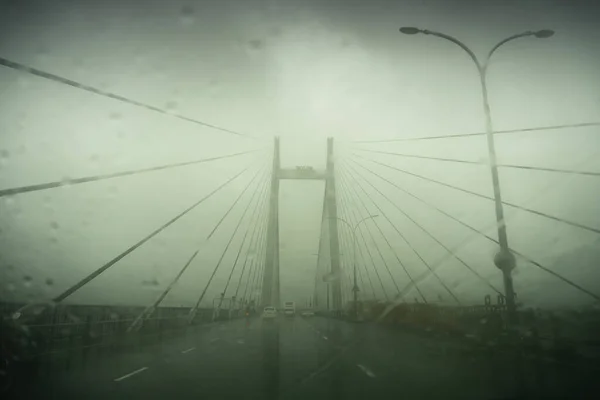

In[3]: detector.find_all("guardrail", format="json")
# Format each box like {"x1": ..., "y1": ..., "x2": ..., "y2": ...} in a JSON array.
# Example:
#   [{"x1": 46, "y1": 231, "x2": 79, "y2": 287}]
[{"x1": 1, "y1": 303, "x2": 228, "y2": 376}]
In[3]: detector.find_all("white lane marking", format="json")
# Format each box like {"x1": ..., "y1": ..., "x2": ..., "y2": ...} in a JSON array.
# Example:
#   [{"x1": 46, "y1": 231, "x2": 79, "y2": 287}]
[
  {"x1": 322, "y1": 336, "x2": 328, "y2": 340},
  {"x1": 114, "y1": 367, "x2": 149, "y2": 382},
  {"x1": 356, "y1": 364, "x2": 376, "y2": 378},
  {"x1": 181, "y1": 347, "x2": 196, "y2": 354}
]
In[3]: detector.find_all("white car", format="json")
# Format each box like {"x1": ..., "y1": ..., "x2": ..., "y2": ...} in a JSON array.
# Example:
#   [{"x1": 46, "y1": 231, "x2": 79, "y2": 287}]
[{"x1": 262, "y1": 306, "x2": 277, "y2": 319}]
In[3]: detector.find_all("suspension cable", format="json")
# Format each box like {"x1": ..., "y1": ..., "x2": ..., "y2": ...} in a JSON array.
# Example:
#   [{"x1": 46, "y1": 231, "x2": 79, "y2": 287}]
[
  {"x1": 338, "y1": 167, "x2": 429, "y2": 303},
  {"x1": 338, "y1": 184, "x2": 389, "y2": 301},
  {"x1": 241, "y1": 217, "x2": 268, "y2": 306},
  {"x1": 351, "y1": 159, "x2": 600, "y2": 302},
  {"x1": 190, "y1": 167, "x2": 270, "y2": 313},
  {"x1": 0, "y1": 57, "x2": 263, "y2": 139},
  {"x1": 53, "y1": 159, "x2": 260, "y2": 303},
  {"x1": 354, "y1": 154, "x2": 600, "y2": 236},
  {"x1": 344, "y1": 162, "x2": 502, "y2": 297},
  {"x1": 0, "y1": 149, "x2": 263, "y2": 198},
  {"x1": 352, "y1": 121, "x2": 600, "y2": 144},
  {"x1": 218, "y1": 173, "x2": 271, "y2": 307},
  {"x1": 337, "y1": 172, "x2": 405, "y2": 298},
  {"x1": 233, "y1": 193, "x2": 269, "y2": 300},
  {"x1": 129, "y1": 167, "x2": 268, "y2": 329},
  {"x1": 338, "y1": 191, "x2": 376, "y2": 299},
  {"x1": 353, "y1": 148, "x2": 600, "y2": 177}
]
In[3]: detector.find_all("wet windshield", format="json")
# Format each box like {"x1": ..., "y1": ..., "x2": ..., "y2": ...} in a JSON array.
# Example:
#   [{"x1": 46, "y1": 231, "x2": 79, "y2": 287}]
[{"x1": 1, "y1": 0, "x2": 600, "y2": 399}]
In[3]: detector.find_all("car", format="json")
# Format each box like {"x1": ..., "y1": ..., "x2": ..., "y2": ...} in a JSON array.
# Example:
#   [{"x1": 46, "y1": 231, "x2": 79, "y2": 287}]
[
  {"x1": 262, "y1": 306, "x2": 277, "y2": 319},
  {"x1": 301, "y1": 310, "x2": 314, "y2": 317}
]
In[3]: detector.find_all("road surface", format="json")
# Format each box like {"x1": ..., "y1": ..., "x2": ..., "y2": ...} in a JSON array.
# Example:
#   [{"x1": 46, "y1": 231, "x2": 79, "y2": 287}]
[{"x1": 15, "y1": 316, "x2": 596, "y2": 399}]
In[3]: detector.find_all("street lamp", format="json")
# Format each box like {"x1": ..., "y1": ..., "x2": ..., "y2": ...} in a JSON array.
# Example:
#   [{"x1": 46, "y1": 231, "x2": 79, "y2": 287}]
[
  {"x1": 398, "y1": 26, "x2": 554, "y2": 325},
  {"x1": 311, "y1": 253, "x2": 343, "y2": 312},
  {"x1": 328, "y1": 215, "x2": 378, "y2": 320}
]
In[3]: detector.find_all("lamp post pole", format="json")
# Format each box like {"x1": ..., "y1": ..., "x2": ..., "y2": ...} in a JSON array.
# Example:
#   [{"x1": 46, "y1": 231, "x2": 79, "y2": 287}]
[
  {"x1": 328, "y1": 215, "x2": 378, "y2": 320},
  {"x1": 398, "y1": 27, "x2": 554, "y2": 325}
]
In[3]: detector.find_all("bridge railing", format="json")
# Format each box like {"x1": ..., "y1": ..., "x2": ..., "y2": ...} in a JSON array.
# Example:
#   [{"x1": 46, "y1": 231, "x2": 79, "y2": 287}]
[{"x1": 1, "y1": 302, "x2": 223, "y2": 374}]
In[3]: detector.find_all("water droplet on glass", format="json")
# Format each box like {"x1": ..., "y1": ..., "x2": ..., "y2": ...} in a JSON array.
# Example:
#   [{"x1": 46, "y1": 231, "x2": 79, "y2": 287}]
[
  {"x1": 3, "y1": 196, "x2": 15, "y2": 206},
  {"x1": 45, "y1": 278, "x2": 54, "y2": 286},
  {"x1": 60, "y1": 176, "x2": 72, "y2": 188},
  {"x1": 247, "y1": 39, "x2": 264, "y2": 51},
  {"x1": 179, "y1": 5, "x2": 195, "y2": 26},
  {"x1": 17, "y1": 76, "x2": 31, "y2": 88},
  {"x1": 165, "y1": 100, "x2": 178, "y2": 111},
  {"x1": 50, "y1": 221, "x2": 59, "y2": 230},
  {"x1": 6, "y1": 283, "x2": 15, "y2": 292},
  {"x1": 109, "y1": 111, "x2": 122, "y2": 120},
  {"x1": 23, "y1": 275, "x2": 33, "y2": 288},
  {"x1": 269, "y1": 27, "x2": 282, "y2": 38}
]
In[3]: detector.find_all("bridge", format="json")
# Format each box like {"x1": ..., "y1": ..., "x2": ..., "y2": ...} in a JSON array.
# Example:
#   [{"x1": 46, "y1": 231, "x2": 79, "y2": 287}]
[{"x1": 2, "y1": 26, "x2": 600, "y2": 400}]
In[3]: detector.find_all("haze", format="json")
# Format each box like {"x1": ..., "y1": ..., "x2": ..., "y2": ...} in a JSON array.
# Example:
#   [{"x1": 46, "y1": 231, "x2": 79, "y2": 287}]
[{"x1": 1, "y1": 0, "x2": 599, "y2": 310}]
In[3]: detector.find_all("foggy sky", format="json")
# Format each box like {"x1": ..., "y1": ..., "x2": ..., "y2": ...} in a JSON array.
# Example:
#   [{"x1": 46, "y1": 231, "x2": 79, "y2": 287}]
[{"x1": 1, "y1": 0, "x2": 599, "y2": 309}]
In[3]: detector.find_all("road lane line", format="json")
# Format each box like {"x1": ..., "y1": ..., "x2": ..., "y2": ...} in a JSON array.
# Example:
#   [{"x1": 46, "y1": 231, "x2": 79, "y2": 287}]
[
  {"x1": 114, "y1": 367, "x2": 149, "y2": 382},
  {"x1": 357, "y1": 364, "x2": 376, "y2": 378},
  {"x1": 322, "y1": 336, "x2": 328, "y2": 340},
  {"x1": 181, "y1": 347, "x2": 196, "y2": 354}
]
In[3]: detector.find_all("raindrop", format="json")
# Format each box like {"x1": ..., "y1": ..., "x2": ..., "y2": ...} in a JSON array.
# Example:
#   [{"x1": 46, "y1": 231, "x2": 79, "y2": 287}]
[
  {"x1": 36, "y1": 44, "x2": 49, "y2": 57},
  {"x1": 180, "y1": 4, "x2": 194, "y2": 16},
  {"x1": 179, "y1": 5, "x2": 195, "y2": 26},
  {"x1": 45, "y1": 278, "x2": 54, "y2": 286},
  {"x1": 165, "y1": 100, "x2": 178, "y2": 111},
  {"x1": 3, "y1": 196, "x2": 15, "y2": 206},
  {"x1": 247, "y1": 39, "x2": 264, "y2": 51},
  {"x1": 6, "y1": 283, "x2": 15, "y2": 292},
  {"x1": 90, "y1": 153, "x2": 100, "y2": 165},
  {"x1": 23, "y1": 275, "x2": 33, "y2": 288},
  {"x1": 50, "y1": 236, "x2": 58, "y2": 244},
  {"x1": 50, "y1": 221, "x2": 59, "y2": 230},
  {"x1": 269, "y1": 27, "x2": 282, "y2": 38},
  {"x1": 17, "y1": 76, "x2": 31, "y2": 88},
  {"x1": 109, "y1": 111, "x2": 122, "y2": 120},
  {"x1": 0, "y1": 149, "x2": 9, "y2": 160},
  {"x1": 142, "y1": 278, "x2": 160, "y2": 287},
  {"x1": 60, "y1": 176, "x2": 72, "y2": 188}
]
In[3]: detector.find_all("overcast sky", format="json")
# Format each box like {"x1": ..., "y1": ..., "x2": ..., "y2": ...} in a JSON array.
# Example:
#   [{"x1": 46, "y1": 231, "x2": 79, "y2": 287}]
[{"x1": 1, "y1": 0, "x2": 599, "y2": 310}]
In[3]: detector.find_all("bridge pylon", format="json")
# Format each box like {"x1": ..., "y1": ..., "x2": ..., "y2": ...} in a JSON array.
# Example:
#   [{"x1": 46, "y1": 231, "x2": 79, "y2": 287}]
[{"x1": 260, "y1": 137, "x2": 342, "y2": 311}]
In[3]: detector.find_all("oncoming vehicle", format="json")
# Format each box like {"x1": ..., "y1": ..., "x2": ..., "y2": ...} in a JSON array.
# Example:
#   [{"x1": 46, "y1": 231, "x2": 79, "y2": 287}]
[
  {"x1": 262, "y1": 306, "x2": 277, "y2": 320},
  {"x1": 283, "y1": 302, "x2": 296, "y2": 317}
]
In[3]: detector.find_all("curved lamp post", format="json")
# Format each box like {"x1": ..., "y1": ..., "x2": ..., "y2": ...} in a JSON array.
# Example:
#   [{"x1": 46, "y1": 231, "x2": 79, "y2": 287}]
[
  {"x1": 398, "y1": 27, "x2": 554, "y2": 324},
  {"x1": 329, "y1": 215, "x2": 379, "y2": 319}
]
